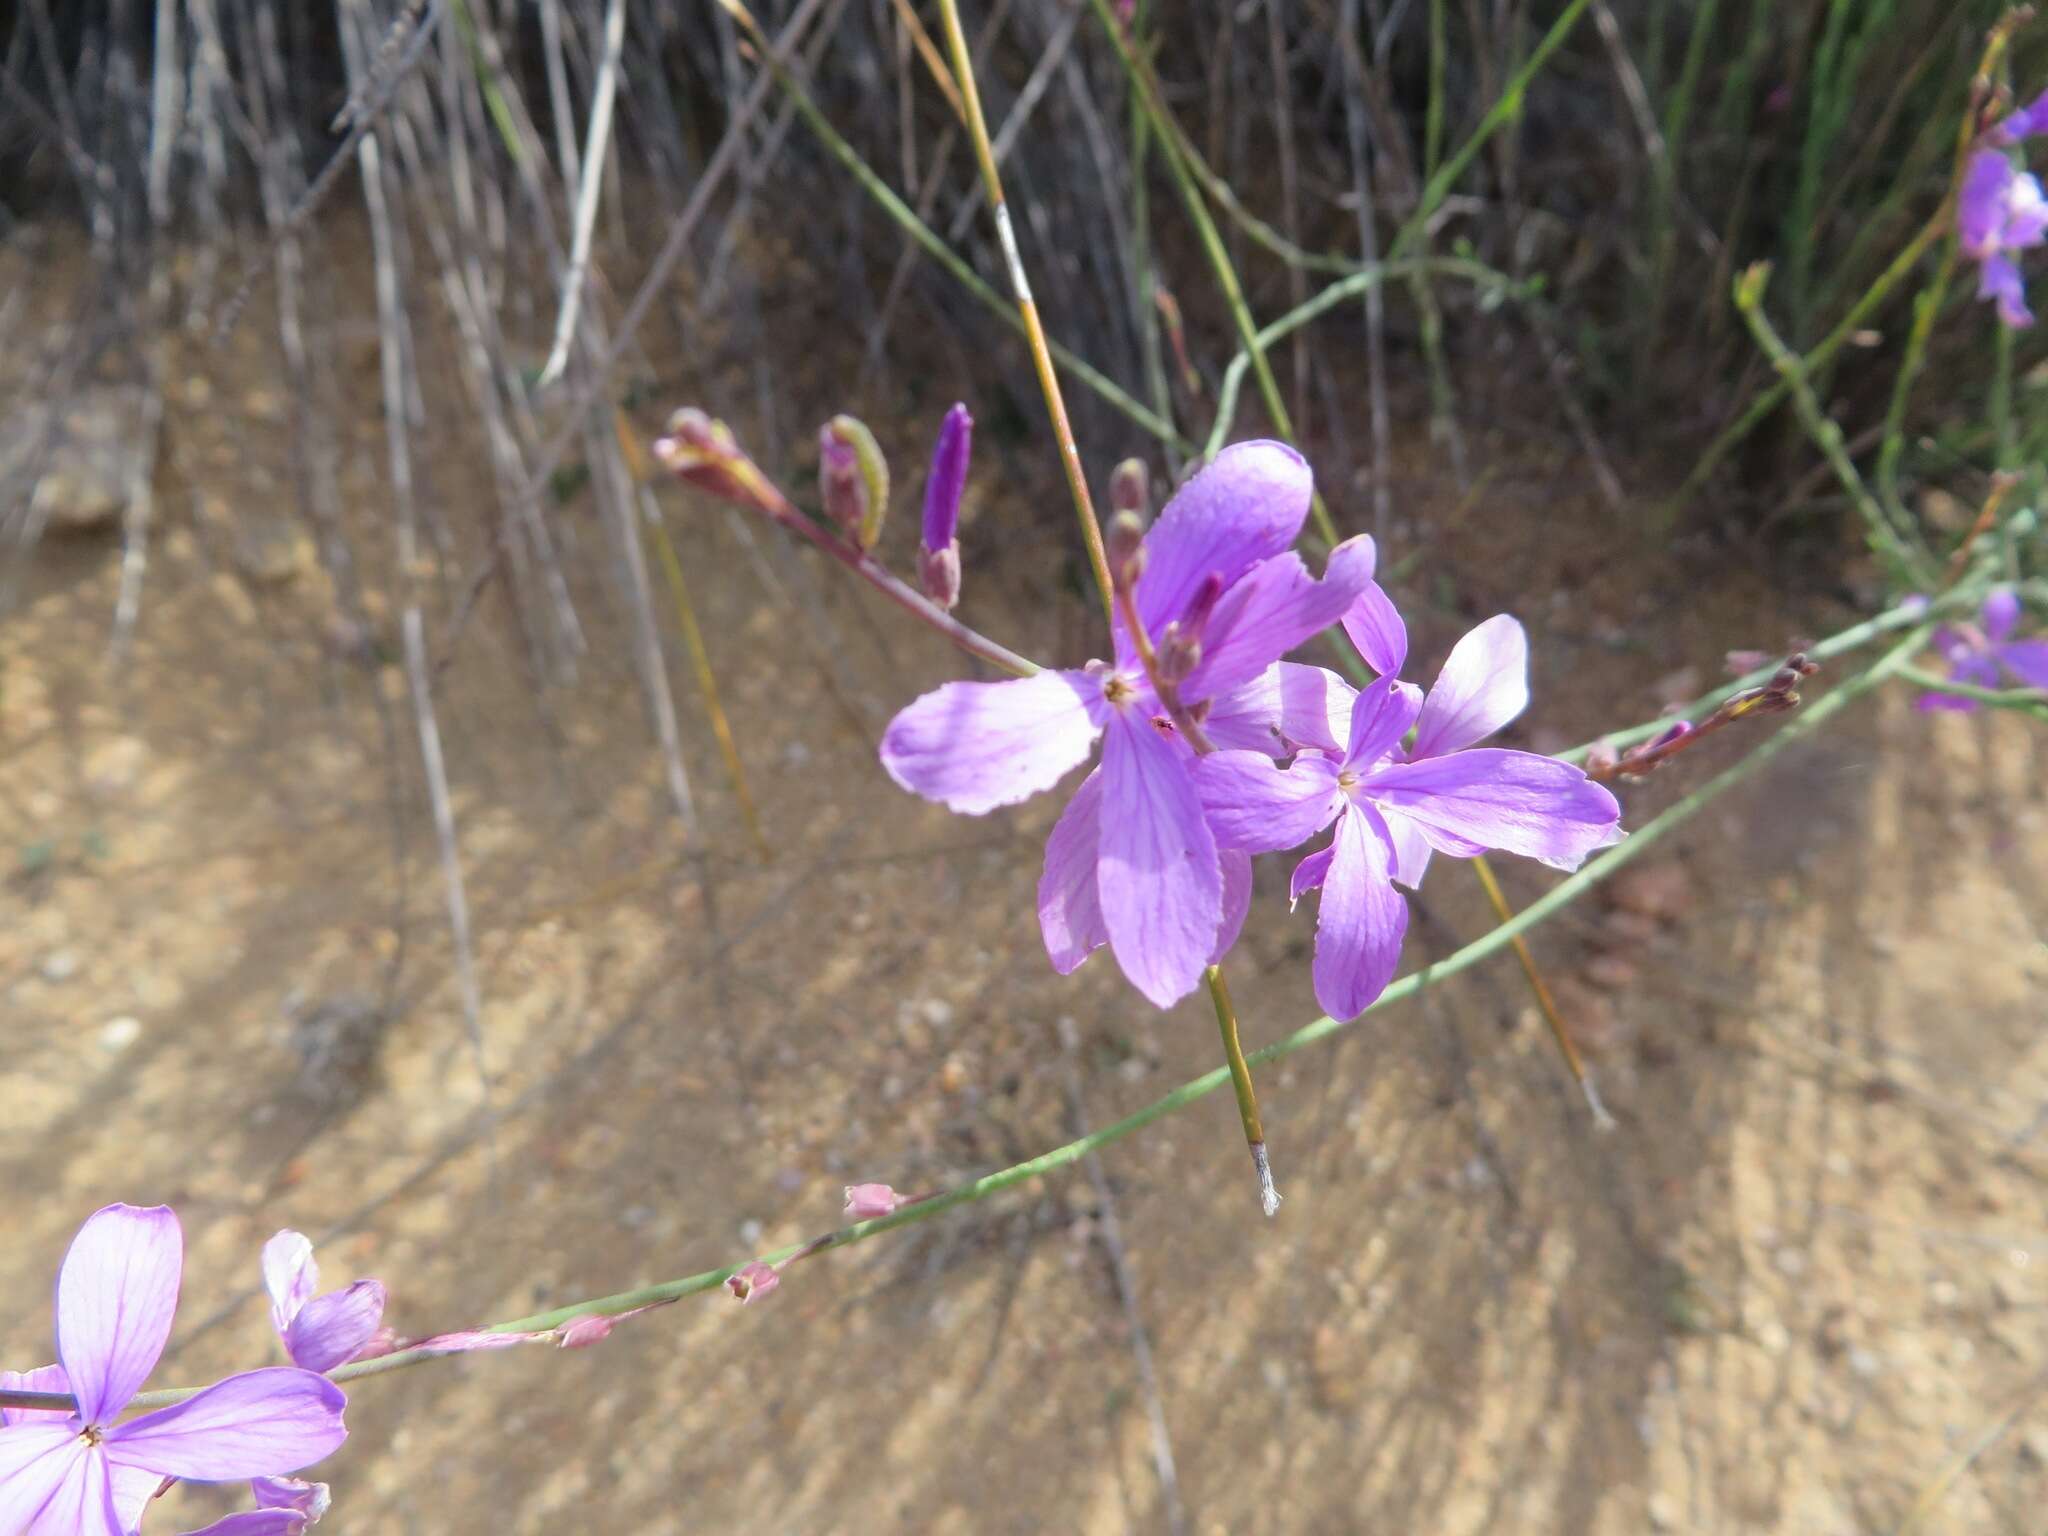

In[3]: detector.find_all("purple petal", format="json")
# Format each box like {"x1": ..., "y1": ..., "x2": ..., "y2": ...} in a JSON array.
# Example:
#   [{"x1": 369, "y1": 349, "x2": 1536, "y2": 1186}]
[
  {"x1": 1979, "y1": 252, "x2": 2035, "y2": 329},
  {"x1": 252, "y1": 1475, "x2": 331, "y2": 1519},
  {"x1": 282, "y1": 1282, "x2": 386, "y2": 1374},
  {"x1": 1, "y1": 1364, "x2": 73, "y2": 1427},
  {"x1": 1097, "y1": 708, "x2": 1222, "y2": 1008},
  {"x1": 2005, "y1": 171, "x2": 2048, "y2": 248},
  {"x1": 184, "y1": 1515, "x2": 311, "y2": 1536},
  {"x1": 1410, "y1": 615, "x2": 1529, "y2": 760},
  {"x1": 1037, "y1": 769, "x2": 1108, "y2": 975},
  {"x1": 1928, "y1": 625, "x2": 1975, "y2": 667},
  {"x1": 56, "y1": 1203, "x2": 183, "y2": 1425},
  {"x1": 261, "y1": 1232, "x2": 317, "y2": 1339},
  {"x1": 1211, "y1": 851, "x2": 1254, "y2": 965},
  {"x1": 1918, "y1": 651, "x2": 2002, "y2": 710},
  {"x1": 1192, "y1": 750, "x2": 1340, "y2": 852},
  {"x1": 0, "y1": 1425, "x2": 120, "y2": 1536},
  {"x1": 1983, "y1": 587, "x2": 2022, "y2": 643},
  {"x1": 1914, "y1": 691, "x2": 1981, "y2": 713},
  {"x1": 1181, "y1": 538, "x2": 1375, "y2": 702},
  {"x1": 106, "y1": 1369, "x2": 347, "y2": 1481},
  {"x1": 1134, "y1": 441, "x2": 1311, "y2": 636},
  {"x1": 1311, "y1": 807, "x2": 1409, "y2": 1020},
  {"x1": 1960, "y1": 149, "x2": 2012, "y2": 255},
  {"x1": 1343, "y1": 677, "x2": 1425, "y2": 770},
  {"x1": 1341, "y1": 580, "x2": 1409, "y2": 678},
  {"x1": 879, "y1": 670, "x2": 1101, "y2": 814},
  {"x1": 1203, "y1": 663, "x2": 1356, "y2": 756},
  {"x1": 1378, "y1": 806, "x2": 1435, "y2": 890},
  {"x1": 1362, "y1": 749, "x2": 1624, "y2": 871},
  {"x1": 921, "y1": 403, "x2": 973, "y2": 553},
  {"x1": 1996, "y1": 639, "x2": 2048, "y2": 690},
  {"x1": 1289, "y1": 842, "x2": 1335, "y2": 908}
]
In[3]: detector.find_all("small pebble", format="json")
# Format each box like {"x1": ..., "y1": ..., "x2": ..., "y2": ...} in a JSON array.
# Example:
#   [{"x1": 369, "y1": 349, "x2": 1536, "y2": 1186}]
[
  {"x1": 39, "y1": 950, "x2": 80, "y2": 982},
  {"x1": 99, "y1": 1016, "x2": 142, "y2": 1052},
  {"x1": 738, "y1": 1218, "x2": 763, "y2": 1246}
]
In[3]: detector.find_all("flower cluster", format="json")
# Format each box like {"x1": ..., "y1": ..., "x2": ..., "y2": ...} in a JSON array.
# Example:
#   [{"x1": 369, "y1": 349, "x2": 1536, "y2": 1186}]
[
  {"x1": 1962, "y1": 90, "x2": 2048, "y2": 328},
  {"x1": 0, "y1": 1206, "x2": 349, "y2": 1536},
  {"x1": 880, "y1": 441, "x2": 1624, "y2": 1017}
]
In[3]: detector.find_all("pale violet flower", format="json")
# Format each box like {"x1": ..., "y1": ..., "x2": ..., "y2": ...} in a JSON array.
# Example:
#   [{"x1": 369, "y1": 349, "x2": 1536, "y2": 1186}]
[
  {"x1": 882, "y1": 441, "x2": 1386, "y2": 1007},
  {"x1": 261, "y1": 1233, "x2": 386, "y2": 1374},
  {"x1": 0, "y1": 1205, "x2": 347, "y2": 1536},
  {"x1": 1195, "y1": 617, "x2": 1624, "y2": 1019},
  {"x1": 1919, "y1": 588, "x2": 2048, "y2": 710},
  {"x1": 1959, "y1": 147, "x2": 2048, "y2": 328}
]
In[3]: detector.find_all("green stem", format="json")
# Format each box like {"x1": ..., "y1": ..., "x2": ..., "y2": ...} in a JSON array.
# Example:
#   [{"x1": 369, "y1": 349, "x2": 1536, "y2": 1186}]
[
  {"x1": 1206, "y1": 964, "x2": 1277, "y2": 1215},
  {"x1": 1733, "y1": 264, "x2": 1934, "y2": 587},
  {"x1": 96, "y1": 625, "x2": 1930, "y2": 1417},
  {"x1": 1899, "y1": 664, "x2": 2048, "y2": 715}
]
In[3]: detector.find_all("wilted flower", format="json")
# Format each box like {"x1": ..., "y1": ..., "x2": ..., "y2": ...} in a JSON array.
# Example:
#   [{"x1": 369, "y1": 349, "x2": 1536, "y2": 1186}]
[
  {"x1": 261, "y1": 1232, "x2": 386, "y2": 1374},
  {"x1": 882, "y1": 442, "x2": 1378, "y2": 1007},
  {"x1": 1958, "y1": 147, "x2": 2048, "y2": 327},
  {"x1": 0, "y1": 1205, "x2": 347, "y2": 1536},
  {"x1": 726, "y1": 1262, "x2": 781, "y2": 1304},
  {"x1": 1195, "y1": 617, "x2": 1624, "y2": 1018},
  {"x1": 1918, "y1": 588, "x2": 2048, "y2": 710}
]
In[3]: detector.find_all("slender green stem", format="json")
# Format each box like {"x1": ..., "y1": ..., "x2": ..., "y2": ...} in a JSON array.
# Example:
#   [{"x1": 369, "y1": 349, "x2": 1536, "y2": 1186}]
[
  {"x1": 1203, "y1": 259, "x2": 1526, "y2": 465},
  {"x1": 1733, "y1": 264, "x2": 1935, "y2": 587},
  {"x1": 83, "y1": 623, "x2": 1929, "y2": 1418},
  {"x1": 1206, "y1": 964, "x2": 1277, "y2": 1216},
  {"x1": 1388, "y1": 0, "x2": 1595, "y2": 260},
  {"x1": 715, "y1": 0, "x2": 1186, "y2": 452},
  {"x1": 1086, "y1": 0, "x2": 1338, "y2": 545},
  {"x1": 935, "y1": 0, "x2": 1117, "y2": 624},
  {"x1": 1899, "y1": 664, "x2": 2048, "y2": 716}
]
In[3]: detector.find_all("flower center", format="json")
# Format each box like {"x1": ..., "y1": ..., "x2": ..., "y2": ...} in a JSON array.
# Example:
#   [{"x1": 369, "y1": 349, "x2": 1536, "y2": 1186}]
[
  {"x1": 81, "y1": 1423, "x2": 104, "y2": 1446},
  {"x1": 1101, "y1": 674, "x2": 1135, "y2": 706}
]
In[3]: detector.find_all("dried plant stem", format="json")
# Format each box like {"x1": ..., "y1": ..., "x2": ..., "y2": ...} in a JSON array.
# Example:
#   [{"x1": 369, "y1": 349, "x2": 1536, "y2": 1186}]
[
  {"x1": 643, "y1": 494, "x2": 770, "y2": 856},
  {"x1": 55, "y1": 623, "x2": 1930, "y2": 1423},
  {"x1": 535, "y1": 0, "x2": 624, "y2": 386},
  {"x1": 1468, "y1": 854, "x2": 1611, "y2": 1129},
  {"x1": 933, "y1": 0, "x2": 1116, "y2": 622}
]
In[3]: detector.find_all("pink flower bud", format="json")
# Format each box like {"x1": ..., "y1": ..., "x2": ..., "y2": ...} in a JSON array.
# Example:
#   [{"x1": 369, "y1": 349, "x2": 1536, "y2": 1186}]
[
  {"x1": 820, "y1": 415, "x2": 890, "y2": 549},
  {"x1": 1108, "y1": 459, "x2": 1150, "y2": 519},
  {"x1": 726, "y1": 1261, "x2": 780, "y2": 1304},
  {"x1": 654, "y1": 408, "x2": 774, "y2": 511},
  {"x1": 1106, "y1": 511, "x2": 1147, "y2": 594},
  {"x1": 556, "y1": 1314, "x2": 617, "y2": 1349},
  {"x1": 843, "y1": 1183, "x2": 905, "y2": 1220}
]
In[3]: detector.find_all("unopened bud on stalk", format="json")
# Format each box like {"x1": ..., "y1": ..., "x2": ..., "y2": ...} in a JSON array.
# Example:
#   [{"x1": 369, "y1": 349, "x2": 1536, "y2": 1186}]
[
  {"x1": 844, "y1": 1183, "x2": 907, "y2": 1220},
  {"x1": 1109, "y1": 458, "x2": 1150, "y2": 520},
  {"x1": 1649, "y1": 719, "x2": 1694, "y2": 752},
  {"x1": 1106, "y1": 510, "x2": 1148, "y2": 595},
  {"x1": 918, "y1": 404, "x2": 972, "y2": 610},
  {"x1": 655, "y1": 408, "x2": 775, "y2": 511},
  {"x1": 1155, "y1": 571, "x2": 1224, "y2": 686},
  {"x1": 820, "y1": 415, "x2": 891, "y2": 550},
  {"x1": 1584, "y1": 739, "x2": 1619, "y2": 776},
  {"x1": 556, "y1": 1314, "x2": 617, "y2": 1349}
]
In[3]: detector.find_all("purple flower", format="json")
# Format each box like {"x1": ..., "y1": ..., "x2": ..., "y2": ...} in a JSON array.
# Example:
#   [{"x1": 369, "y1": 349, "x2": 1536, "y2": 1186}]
[
  {"x1": 880, "y1": 441, "x2": 1377, "y2": 1007},
  {"x1": 0, "y1": 1205, "x2": 347, "y2": 1536},
  {"x1": 1991, "y1": 88, "x2": 2048, "y2": 147},
  {"x1": 1194, "y1": 616, "x2": 1624, "y2": 1019},
  {"x1": 261, "y1": 1233, "x2": 386, "y2": 1375},
  {"x1": 1958, "y1": 148, "x2": 2048, "y2": 328},
  {"x1": 1918, "y1": 588, "x2": 2048, "y2": 710}
]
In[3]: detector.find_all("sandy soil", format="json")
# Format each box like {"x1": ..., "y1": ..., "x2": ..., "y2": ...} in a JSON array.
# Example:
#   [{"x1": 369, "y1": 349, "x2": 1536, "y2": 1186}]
[{"x1": 3, "y1": 219, "x2": 2047, "y2": 1535}]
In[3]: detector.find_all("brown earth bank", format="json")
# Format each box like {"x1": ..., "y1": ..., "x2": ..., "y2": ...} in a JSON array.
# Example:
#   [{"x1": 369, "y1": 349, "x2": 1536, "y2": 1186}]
[{"x1": 3, "y1": 214, "x2": 2047, "y2": 1534}]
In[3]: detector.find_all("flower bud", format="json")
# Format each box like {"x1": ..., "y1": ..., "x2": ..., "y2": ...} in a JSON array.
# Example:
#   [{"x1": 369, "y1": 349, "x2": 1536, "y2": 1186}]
[
  {"x1": 820, "y1": 415, "x2": 891, "y2": 550},
  {"x1": 1106, "y1": 510, "x2": 1147, "y2": 595},
  {"x1": 922, "y1": 404, "x2": 972, "y2": 556},
  {"x1": 726, "y1": 1261, "x2": 781, "y2": 1304},
  {"x1": 919, "y1": 542, "x2": 962, "y2": 611},
  {"x1": 1154, "y1": 571, "x2": 1224, "y2": 686},
  {"x1": 556, "y1": 1314, "x2": 616, "y2": 1349},
  {"x1": 844, "y1": 1183, "x2": 906, "y2": 1221},
  {"x1": 654, "y1": 408, "x2": 773, "y2": 510},
  {"x1": 1584, "y1": 739, "x2": 1619, "y2": 776},
  {"x1": 1109, "y1": 459, "x2": 1150, "y2": 519},
  {"x1": 1649, "y1": 719, "x2": 1694, "y2": 752}
]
